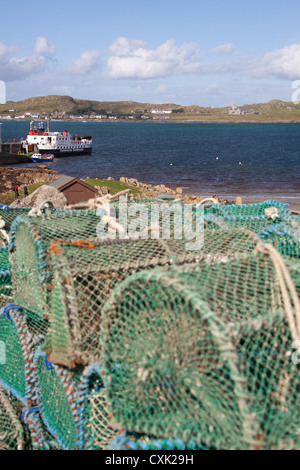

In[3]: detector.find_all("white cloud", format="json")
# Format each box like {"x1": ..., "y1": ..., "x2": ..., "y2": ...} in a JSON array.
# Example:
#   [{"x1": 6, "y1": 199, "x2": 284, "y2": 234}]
[
  {"x1": 107, "y1": 37, "x2": 203, "y2": 79},
  {"x1": 213, "y1": 44, "x2": 236, "y2": 55},
  {"x1": 0, "y1": 42, "x2": 19, "y2": 61},
  {"x1": 67, "y1": 50, "x2": 101, "y2": 75},
  {"x1": 34, "y1": 37, "x2": 56, "y2": 57},
  {"x1": 257, "y1": 44, "x2": 300, "y2": 79},
  {"x1": 0, "y1": 37, "x2": 56, "y2": 82}
]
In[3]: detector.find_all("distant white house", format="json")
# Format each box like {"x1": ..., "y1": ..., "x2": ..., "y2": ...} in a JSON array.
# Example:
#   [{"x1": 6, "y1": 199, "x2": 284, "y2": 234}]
[{"x1": 151, "y1": 109, "x2": 172, "y2": 114}]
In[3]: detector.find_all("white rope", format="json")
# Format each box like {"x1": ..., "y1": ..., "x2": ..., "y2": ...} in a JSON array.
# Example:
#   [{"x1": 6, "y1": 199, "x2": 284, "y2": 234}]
[
  {"x1": 264, "y1": 207, "x2": 280, "y2": 221},
  {"x1": 196, "y1": 197, "x2": 219, "y2": 207},
  {"x1": 0, "y1": 217, "x2": 9, "y2": 244},
  {"x1": 28, "y1": 200, "x2": 55, "y2": 217},
  {"x1": 255, "y1": 240, "x2": 300, "y2": 345},
  {"x1": 64, "y1": 189, "x2": 133, "y2": 211}
]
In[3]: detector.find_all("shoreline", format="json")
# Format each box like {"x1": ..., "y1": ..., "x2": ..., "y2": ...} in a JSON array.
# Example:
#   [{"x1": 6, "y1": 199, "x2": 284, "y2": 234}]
[
  {"x1": 2, "y1": 119, "x2": 300, "y2": 124},
  {"x1": 0, "y1": 165, "x2": 299, "y2": 214}
]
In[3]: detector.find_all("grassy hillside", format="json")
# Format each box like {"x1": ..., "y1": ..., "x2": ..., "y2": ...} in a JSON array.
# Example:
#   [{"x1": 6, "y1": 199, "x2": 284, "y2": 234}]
[{"x1": 1, "y1": 95, "x2": 300, "y2": 122}]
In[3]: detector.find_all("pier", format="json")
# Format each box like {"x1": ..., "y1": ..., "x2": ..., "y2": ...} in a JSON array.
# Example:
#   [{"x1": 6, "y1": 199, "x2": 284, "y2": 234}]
[{"x1": 0, "y1": 142, "x2": 23, "y2": 154}]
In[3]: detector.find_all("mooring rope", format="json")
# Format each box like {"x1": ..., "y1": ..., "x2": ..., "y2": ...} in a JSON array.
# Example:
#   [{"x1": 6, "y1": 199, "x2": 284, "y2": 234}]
[{"x1": 255, "y1": 240, "x2": 300, "y2": 344}]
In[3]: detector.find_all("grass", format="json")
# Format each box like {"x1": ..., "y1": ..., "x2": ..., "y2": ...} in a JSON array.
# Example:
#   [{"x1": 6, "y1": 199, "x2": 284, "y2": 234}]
[
  {"x1": 84, "y1": 178, "x2": 143, "y2": 197},
  {"x1": 0, "y1": 182, "x2": 46, "y2": 205}
]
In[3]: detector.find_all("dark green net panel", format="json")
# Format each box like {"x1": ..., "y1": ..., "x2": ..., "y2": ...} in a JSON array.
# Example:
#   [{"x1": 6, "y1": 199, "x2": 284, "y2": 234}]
[
  {"x1": 47, "y1": 229, "x2": 261, "y2": 367},
  {"x1": 0, "y1": 248, "x2": 12, "y2": 308},
  {"x1": 0, "y1": 312, "x2": 27, "y2": 403},
  {"x1": 101, "y1": 253, "x2": 300, "y2": 450},
  {"x1": 0, "y1": 387, "x2": 26, "y2": 450},
  {"x1": 78, "y1": 364, "x2": 119, "y2": 450},
  {"x1": 33, "y1": 350, "x2": 82, "y2": 450}
]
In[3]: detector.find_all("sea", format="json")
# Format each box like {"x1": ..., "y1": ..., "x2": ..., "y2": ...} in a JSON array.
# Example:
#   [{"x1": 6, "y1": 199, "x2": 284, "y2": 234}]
[{"x1": 1, "y1": 121, "x2": 300, "y2": 202}]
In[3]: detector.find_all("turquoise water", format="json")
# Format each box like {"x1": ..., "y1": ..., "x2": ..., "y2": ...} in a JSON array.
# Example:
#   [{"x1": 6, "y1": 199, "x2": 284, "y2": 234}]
[{"x1": 1, "y1": 121, "x2": 300, "y2": 199}]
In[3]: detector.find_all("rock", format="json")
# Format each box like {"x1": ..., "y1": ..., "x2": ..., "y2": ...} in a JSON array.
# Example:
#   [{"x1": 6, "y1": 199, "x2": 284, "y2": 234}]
[
  {"x1": 176, "y1": 188, "x2": 183, "y2": 194},
  {"x1": 107, "y1": 177, "x2": 114, "y2": 181},
  {"x1": 127, "y1": 178, "x2": 138, "y2": 187},
  {"x1": 10, "y1": 185, "x2": 67, "y2": 209}
]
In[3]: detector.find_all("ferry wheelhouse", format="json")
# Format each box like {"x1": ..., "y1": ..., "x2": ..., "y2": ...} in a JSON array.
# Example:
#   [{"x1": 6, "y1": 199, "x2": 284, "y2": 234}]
[{"x1": 22, "y1": 122, "x2": 92, "y2": 156}]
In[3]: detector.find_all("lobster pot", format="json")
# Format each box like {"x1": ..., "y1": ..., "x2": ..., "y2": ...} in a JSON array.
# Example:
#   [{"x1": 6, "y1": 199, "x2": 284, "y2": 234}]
[
  {"x1": 0, "y1": 306, "x2": 39, "y2": 405},
  {"x1": 0, "y1": 207, "x2": 31, "y2": 230},
  {"x1": 47, "y1": 230, "x2": 260, "y2": 367},
  {"x1": 0, "y1": 386, "x2": 26, "y2": 450},
  {"x1": 203, "y1": 200, "x2": 295, "y2": 231},
  {"x1": 9, "y1": 211, "x2": 101, "y2": 317},
  {"x1": 259, "y1": 225, "x2": 300, "y2": 259},
  {"x1": 0, "y1": 248, "x2": 12, "y2": 308},
  {"x1": 101, "y1": 254, "x2": 300, "y2": 450},
  {"x1": 205, "y1": 200, "x2": 290, "y2": 218},
  {"x1": 33, "y1": 350, "x2": 81, "y2": 450},
  {"x1": 108, "y1": 431, "x2": 209, "y2": 451},
  {"x1": 78, "y1": 363, "x2": 119, "y2": 450}
]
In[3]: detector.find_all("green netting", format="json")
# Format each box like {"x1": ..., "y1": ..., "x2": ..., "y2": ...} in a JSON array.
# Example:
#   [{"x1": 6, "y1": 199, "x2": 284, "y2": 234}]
[
  {"x1": 9, "y1": 211, "x2": 102, "y2": 317},
  {"x1": 0, "y1": 387, "x2": 25, "y2": 450},
  {"x1": 0, "y1": 248, "x2": 11, "y2": 308},
  {"x1": 0, "y1": 312, "x2": 28, "y2": 403},
  {"x1": 101, "y1": 252, "x2": 300, "y2": 450},
  {"x1": 0, "y1": 207, "x2": 31, "y2": 230},
  {"x1": 78, "y1": 363, "x2": 119, "y2": 450},
  {"x1": 47, "y1": 229, "x2": 261, "y2": 367},
  {"x1": 108, "y1": 431, "x2": 212, "y2": 450},
  {"x1": 205, "y1": 200, "x2": 290, "y2": 218},
  {"x1": 33, "y1": 350, "x2": 82, "y2": 450},
  {"x1": 258, "y1": 225, "x2": 300, "y2": 259}
]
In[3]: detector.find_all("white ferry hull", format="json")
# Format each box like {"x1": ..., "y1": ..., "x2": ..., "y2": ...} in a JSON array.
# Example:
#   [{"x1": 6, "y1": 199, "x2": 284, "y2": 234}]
[
  {"x1": 41, "y1": 146, "x2": 92, "y2": 156},
  {"x1": 24, "y1": 122, "x2": 93, "y2": 157}
]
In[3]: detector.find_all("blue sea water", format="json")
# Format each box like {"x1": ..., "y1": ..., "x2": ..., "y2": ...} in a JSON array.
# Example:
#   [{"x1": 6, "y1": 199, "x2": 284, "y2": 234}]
[{"x1": 1, "y1": 121, "x2": 300, "y2": 200}]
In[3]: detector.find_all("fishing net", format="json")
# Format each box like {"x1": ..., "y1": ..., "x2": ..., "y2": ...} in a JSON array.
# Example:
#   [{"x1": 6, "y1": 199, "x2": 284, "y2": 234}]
[
  {"x1": 47, "y1": 229, "x2": 261, "y2": 367},
  {"x1": 0, "y1": 248, "x2": 11, "y2": 308},
  {"x1": 9, "y1": 211, "x2": 102, "y2": 318},
  {"x1": 0, "y1": 386, "x2": 25, "y2": 450},
  {"x1": 100, "y1": 247, "x2": 300, "y2": 450},
  {"x1": 108, "y1": 431, "x2": 211, "y2": 451},
  {"x1": 258, "y1": 224, "x2": 300, "y2": 259},
  {"x1": 0, "y1": 305, "x2": 38, "y2": 405},
  {"x1": 78, "y1": 363, "x2": 119, "y2": 450},
  {"x1": 205, "y1": 200, "x2": 290, "y2": 218},
  {"x1": 21, "y1": 406, "x2": 61, "y2": 450},
  {"x1": 33, "y1": 349, "x2": 81, "y2": 450},
  {"x1": 0, "y1": 206, "x2": 31, "y2": 230}
]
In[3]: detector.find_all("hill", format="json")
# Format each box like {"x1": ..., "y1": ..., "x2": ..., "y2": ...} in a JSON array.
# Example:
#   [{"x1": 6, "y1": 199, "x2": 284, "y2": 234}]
[{"x1": 0, "y1": 95, "x2": 300, "y2": 122}]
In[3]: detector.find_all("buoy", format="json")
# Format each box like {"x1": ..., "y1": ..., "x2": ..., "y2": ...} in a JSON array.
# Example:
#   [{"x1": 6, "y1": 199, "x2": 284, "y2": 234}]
[{"x1": 236, "y1": 197, "x2": 243, "y2": 205}]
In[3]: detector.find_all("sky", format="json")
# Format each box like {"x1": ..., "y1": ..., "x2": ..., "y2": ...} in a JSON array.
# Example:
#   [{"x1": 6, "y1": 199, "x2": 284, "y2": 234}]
[{"x1": 1, "y1": 0, "x2": 300, "y2": 106}]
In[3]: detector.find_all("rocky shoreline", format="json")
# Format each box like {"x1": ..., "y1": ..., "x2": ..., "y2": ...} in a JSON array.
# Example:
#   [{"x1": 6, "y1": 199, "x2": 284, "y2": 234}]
[
  {"x1": 1, "y1": 166, "x2": 298, "y2": 212},
  {"x1": 0, "y1": 166, "x2": 59, "y2": 195},
  {"x1": 0, "y1": 167, "x2": 223, "y2": 205}
]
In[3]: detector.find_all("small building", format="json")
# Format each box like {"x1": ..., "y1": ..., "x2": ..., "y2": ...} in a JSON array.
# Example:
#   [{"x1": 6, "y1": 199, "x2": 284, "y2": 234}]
[
  {"x1": 228, "y1": 104, "x2": 241, "y2": 115},
  {"x1": 49, "y1": 175, "x2": 97, "y2": 205}
]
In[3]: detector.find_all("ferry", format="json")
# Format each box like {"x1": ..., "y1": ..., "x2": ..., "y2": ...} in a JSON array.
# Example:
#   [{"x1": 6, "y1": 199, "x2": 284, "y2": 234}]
[{"x1": 22, "y1": 122, "x2": 92, "y2": 157}]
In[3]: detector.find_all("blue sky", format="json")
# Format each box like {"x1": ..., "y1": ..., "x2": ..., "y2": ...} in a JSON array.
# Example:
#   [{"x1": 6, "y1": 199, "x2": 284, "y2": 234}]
[{"x1": 1, "y1": 0, "x2": 300, "y2": 106}]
